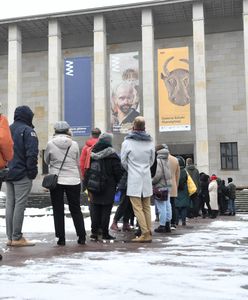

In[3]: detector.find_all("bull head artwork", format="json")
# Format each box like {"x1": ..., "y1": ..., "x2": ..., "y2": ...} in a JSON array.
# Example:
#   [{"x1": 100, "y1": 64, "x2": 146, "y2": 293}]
[{"x1": 160, "y1": 56, "x2": 190, "y2": 106}]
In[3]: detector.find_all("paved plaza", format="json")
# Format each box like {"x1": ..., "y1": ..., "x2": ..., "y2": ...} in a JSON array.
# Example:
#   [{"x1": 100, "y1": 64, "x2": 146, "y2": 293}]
[{"x1": 0, "y1": 213, "x2": 247, "y2": 299}]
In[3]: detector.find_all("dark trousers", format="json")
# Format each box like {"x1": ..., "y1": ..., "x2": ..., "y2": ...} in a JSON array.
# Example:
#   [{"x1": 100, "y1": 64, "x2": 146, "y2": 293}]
[
  {"x1": 50, "y1": 183, "x2": 86, "y2": 239},
  {"x1": 199, "y1": 194, "x2": 212, "y2": 216},
  {"x1": 170, "y1": 197, "x2": 176, "y2": 225},
  {"x1": 191, "y1": 193, "x2": 200, "y2": 217},
  {"x1": 175, "y1": 206, "x2": 187, "y2": 225},
  {"x1": 90, "y1": 203, "x2": 113, "y2": 235},
  {"x1": 114, "y1": 191, "x2": 133, "y2": 223}
]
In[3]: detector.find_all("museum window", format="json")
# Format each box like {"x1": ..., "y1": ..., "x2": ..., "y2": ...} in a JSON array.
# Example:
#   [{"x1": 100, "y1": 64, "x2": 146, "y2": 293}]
[{"x1": 220, "y1": 142, "x2": 238, "y2": 170}]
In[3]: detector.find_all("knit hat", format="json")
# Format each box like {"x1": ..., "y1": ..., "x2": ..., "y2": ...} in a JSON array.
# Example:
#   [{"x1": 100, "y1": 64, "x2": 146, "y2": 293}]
[
  {"x1": 162, "y1": 144, "x2": 169, "y2": 151},
  {"x1": 54, "y1": 121, "x2": 70, "y2": 133},
  {"x1": 99, "y1": 132, "x2": 113, "y2": 145},
  {"x1": 210, "y1": 175, "x2": 217, "y2": 181}
]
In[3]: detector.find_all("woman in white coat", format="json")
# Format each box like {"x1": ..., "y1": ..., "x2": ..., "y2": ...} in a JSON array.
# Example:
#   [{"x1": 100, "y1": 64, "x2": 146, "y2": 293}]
[
  {"x1": 208, "y1": 174, "x2": 219, "y2": 218},
  {"x1": 44, "y1": 121, "x2": 86, "y2": 246}
]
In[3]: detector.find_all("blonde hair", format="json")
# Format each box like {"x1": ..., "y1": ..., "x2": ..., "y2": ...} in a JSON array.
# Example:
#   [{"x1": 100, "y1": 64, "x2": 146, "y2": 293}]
[{"x1": 133, "y1": 116, "x2": 145, "y2": 131}]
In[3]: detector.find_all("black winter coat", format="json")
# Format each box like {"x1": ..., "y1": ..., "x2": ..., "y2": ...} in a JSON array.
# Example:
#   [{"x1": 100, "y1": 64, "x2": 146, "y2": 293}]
[{"x1": 90, "y1": 142, "x2": 122, "y2": 205}]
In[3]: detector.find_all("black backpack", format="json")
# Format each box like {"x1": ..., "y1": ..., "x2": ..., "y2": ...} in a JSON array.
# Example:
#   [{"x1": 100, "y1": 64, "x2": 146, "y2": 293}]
[{"x1": 84, "y1": 159, "x2": 108, "y2": 194}]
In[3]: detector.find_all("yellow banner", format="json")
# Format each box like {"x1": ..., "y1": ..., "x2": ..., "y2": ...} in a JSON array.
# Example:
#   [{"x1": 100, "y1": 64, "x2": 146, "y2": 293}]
[{"x1": 158, "y1": 47, "x2": 190, "y2": 132}]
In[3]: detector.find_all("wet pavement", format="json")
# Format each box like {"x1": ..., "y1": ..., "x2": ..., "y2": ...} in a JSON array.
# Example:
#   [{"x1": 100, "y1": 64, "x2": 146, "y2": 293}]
[
  {"x1": 0, "y1": 215, "x2": 248, "y2": 299},
  {"x1": 1, "y1": 216, "x2": 224, "y2": 267}
]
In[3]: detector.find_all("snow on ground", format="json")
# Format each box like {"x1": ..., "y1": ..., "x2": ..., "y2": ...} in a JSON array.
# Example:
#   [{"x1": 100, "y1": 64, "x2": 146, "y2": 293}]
[{"x1": 0, "y1": 209, "x2": 248, "y2": 299}]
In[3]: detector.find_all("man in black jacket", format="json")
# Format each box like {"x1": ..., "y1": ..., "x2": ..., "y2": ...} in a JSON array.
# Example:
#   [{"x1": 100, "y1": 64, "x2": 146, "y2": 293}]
[{"x1": 5, "y1": 106, "x2": 39, "y2": 247}]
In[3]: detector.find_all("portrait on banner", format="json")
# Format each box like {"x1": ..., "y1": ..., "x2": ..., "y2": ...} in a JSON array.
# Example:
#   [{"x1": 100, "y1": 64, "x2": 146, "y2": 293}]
[{"x1": 110, "y1": 52, "x2": 140, "y2": 134}]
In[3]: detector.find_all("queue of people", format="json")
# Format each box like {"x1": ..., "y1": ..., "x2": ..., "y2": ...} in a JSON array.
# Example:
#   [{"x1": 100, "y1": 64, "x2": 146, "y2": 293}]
[{"x1": 0, "y1": 107, "x2": 237, "y2": 249}]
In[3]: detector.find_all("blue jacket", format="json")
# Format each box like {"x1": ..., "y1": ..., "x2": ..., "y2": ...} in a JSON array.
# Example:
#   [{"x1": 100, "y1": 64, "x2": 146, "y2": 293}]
[{"x1": 7, "y1": 106, "x2": 39, "y2": 181}]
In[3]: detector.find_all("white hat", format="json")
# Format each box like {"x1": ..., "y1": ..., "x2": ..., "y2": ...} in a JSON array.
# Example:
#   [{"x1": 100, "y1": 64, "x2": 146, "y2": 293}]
[{"x1": 54, "y1": 121, "x2": 70, "y2": 133}]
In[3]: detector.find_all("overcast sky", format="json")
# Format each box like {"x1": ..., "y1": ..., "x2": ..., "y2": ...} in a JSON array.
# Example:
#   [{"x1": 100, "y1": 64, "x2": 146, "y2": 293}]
[{"x1": 0, "y1": 0, "x2": 154, "y2": 20}]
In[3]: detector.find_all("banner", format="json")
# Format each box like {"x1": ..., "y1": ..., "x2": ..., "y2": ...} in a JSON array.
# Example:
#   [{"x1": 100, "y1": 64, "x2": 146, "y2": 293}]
[
  {"x1": 158, "y1": 47, "x2": 190, "y2": 132},
  {"x1": 110, "y1": 52, "x2": 140, "y2": 134},
  {"x1": 64, "y1": 57, "x2": 92, "y2": 136}
]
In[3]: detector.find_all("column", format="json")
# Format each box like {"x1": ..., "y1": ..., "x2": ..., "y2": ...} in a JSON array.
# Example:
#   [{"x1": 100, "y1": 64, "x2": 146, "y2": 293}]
[
  {"x1": 142, "y1": 9, "x2": 156, "y2": 142},
  {"x1": 94, "y1": 14, "x2": 107, "y2": 131},
  {"x1": 48, "y1": 19, "x2": 62, "y2": 138},
  {"x1": 193, "y1": 1, "x2": 209, "y2": 174},
  {"x1": 8, "y1": 24, "x2": 22, "y2": 121},
  {"x1": 243, "y1": 0, "x2": 248, "y2": 132}
]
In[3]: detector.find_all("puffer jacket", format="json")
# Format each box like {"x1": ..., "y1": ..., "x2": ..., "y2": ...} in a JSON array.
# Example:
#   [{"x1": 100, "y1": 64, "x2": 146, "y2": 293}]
[
  {"x1": 0, "y1": 114, "x2": 13, "y2": 169},
  {"x1": 7, "y1": 106, "x2": 38, "y2": 181},
  {"x1": 44, "y1": 134, "x2": 80, "y2": 184},
  {"x1": 152, "y1": 148, "x2": 172, "y2": 191}
]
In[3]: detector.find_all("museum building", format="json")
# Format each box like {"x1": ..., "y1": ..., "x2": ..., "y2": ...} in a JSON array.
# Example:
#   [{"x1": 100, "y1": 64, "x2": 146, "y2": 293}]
[{"x1": 0, "y1": 0, "x2": 247, "y2": 190}]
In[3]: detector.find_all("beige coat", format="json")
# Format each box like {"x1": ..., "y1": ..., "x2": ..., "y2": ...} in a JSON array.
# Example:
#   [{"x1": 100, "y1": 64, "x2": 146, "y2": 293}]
[{"x1": 168, "y1": 154, "x2": 180, "y2": 197}]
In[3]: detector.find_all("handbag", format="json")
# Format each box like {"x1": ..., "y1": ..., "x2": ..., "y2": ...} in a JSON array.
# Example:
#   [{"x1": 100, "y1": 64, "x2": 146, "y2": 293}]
[
  {"x1": 186, "y1": 171, "x2": 197, "y2": 196},
  {"x1": 153, "y1": 159, "x2": 169, "y2": 201},
  {"x1": 42, "y1": 174, "x2": 58, "y2": 190},
  {"x1": 153, "y1": 187, "x2": 168, "y2": 200},
  {"x1": 42, "y1": 146, "x2": 70, "y2": 190}
]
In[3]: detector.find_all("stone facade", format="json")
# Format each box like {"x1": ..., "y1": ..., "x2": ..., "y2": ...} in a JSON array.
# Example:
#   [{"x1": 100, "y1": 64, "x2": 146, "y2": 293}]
[{"x1": 0, "y1": 0, "x2": 247, "y2": 189}]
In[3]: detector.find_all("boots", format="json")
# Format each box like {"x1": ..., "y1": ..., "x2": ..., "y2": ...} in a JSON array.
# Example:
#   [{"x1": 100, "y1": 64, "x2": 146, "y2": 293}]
[
  {"x1": 57, "y1": 237, "x2": 65, "y2": 246},
  {"x1": 155, "y1": 214, "x2": 159, "y2": 222},
  {"x1": 154, "y1": 225, "x2": 166, "y2": 233},
  {"x1": 131, "y1": 231, "x2": 152, "y2": 243},
  {"x1": 110, "y1": 222, "x2": 120, "y2": 231},
  {"x1": 165, "y1": 222, "x2": 171, "y2": 233},
  {"x1": 122, "y1": 222, "x2": 132, "y2": 231},
  {"x1": 11, "y1": 237, "x2": 35, "y2": 247}
]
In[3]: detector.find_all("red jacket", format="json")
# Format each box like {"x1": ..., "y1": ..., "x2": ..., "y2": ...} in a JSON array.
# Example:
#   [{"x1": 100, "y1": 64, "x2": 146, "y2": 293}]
[
  {"x1": 80, "y1": 137, "x2": 99, "y2": 177},
  {"x1": 0, "y1": 114, "x2": 14, "y2": 169}
]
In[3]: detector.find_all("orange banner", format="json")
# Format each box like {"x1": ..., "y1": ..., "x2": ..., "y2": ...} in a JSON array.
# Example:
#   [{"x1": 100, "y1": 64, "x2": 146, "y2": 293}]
[{"x1": 158, "y1": 47, "x2": 190, "y2": 132}]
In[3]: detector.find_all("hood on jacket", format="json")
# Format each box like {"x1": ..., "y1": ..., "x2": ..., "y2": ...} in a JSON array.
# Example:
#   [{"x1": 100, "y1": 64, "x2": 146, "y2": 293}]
[
  {"x1": 14, "y1": 105, "x2": 34, "y2": 128},
  {"x1": 91, "y1": 147, "x2": 116, "y2": 160},
  {"x1": 156, "y1": 148, "x2": 169, "y2": 160},
  {"x1": 186, "y1": 165, "x2": 197, "y2": 171},
  {"x1": 125, "y1": 130, "x2": 152, "y2": 141},
  {"x1": 51, "y1": 134, "x2": 72, "y2": 150},
  {"x1": 177, "y1": 156, "x2": 185, "y2": 168},
  {"x1": 85, "y1": 137, "x2": 98, "y2": 147},
  {"x1": 200, "y1": 173, "x2": 209, "y2": 182}
]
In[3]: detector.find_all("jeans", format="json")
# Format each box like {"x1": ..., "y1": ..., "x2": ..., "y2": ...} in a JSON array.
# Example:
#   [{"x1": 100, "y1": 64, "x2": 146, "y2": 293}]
[
  {"x1": 155, "y1": 193, "x2": 171, "y2": 225},
  {"x1": 5, "y1": 176, "x2": 32, "y2": 241},
  {"x1": 228, "y1": 198, "x2": 236, "y2": 214}
]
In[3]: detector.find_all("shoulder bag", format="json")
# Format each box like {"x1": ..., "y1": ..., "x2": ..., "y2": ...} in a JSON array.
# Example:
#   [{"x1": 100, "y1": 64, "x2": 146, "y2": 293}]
[
  {"x1": 186, "y1": 171, "x2": 197, "y2": 196},
  {"x1": 42, "y1": 146, "x2": 70, "y2": 190}
]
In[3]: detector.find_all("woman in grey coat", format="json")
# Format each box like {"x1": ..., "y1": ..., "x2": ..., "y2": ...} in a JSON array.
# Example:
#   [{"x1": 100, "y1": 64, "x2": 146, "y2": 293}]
[
  {"x1": 44, "y1": 121, "x2": 86, "y2": 246},
  {"x1": 152, "y1": 145, "x2": 172, "y2": 233}
]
